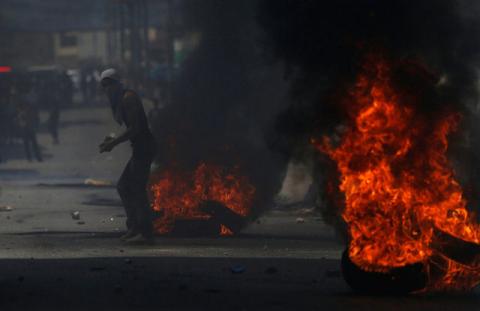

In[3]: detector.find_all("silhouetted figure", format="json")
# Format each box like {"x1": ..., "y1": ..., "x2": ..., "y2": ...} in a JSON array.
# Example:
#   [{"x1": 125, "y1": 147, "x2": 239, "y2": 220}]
[
  {"x1": 14, "y1": 83, "x2": 42, "y2": 162},
  {"x1": 47, "y1": 76, "x2": 61, "y2": 144},
  {"x1": 60, "y1": 72, "x2": 73, "y2": 106},
  {"x1": 98, "y1": 68, "x2": 156, "y2": 244}
]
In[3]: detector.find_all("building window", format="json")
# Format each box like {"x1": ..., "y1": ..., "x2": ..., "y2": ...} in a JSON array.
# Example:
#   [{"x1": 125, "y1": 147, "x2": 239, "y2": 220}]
[{"x1": 60, "y1": 33, "x2": 77, "y2": 47}]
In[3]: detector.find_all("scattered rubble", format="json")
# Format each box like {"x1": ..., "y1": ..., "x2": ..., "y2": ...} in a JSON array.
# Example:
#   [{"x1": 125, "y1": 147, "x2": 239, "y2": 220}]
[
  {"x1": 0, "y1": 205, "x2": 13, "y2": 212},
  {"x1": 84, "y1": 178, "x2": 113, "y2": 186},
  {"x1": 296, "y1": 217, "x2": 305, "y2": 224},
  {"x1": 230, "y1": 265, "x2": 246, "y2": 274},
  {"x1": 71, "y1": 211, "x2": 80, "y2": 220}
]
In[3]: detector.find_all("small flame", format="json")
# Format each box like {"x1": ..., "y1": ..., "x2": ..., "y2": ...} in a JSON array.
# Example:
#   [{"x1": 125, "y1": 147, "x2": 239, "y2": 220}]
[
  {"x1": 313, "y1": 55, "x2": 480, "y2": 290},
  {"x1": 220, "y1": 225, "x2": 234, "y2": 236},
  {"x1": 150, "y1": 162, "x2": 255, "y2": 235}
]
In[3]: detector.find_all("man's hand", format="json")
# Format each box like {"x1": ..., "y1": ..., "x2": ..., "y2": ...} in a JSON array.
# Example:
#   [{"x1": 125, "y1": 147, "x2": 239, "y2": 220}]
[{"x1": 99, "y1": 136, "x2": 116, "y2": 153}]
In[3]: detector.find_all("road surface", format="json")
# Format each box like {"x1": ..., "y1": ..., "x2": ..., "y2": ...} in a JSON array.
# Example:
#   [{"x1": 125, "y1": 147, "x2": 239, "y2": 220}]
[{"x1": 0, "y1": 106, "x2": 478, "y2": 310}]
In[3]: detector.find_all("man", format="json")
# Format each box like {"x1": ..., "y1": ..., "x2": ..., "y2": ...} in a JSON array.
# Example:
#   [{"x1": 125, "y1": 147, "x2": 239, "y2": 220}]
[
  {"x1": 99, "y1": 69, "x2": 156, "y2": 244},
  {"x1": 14, "y1": 81, "x2": 42, "y2": 162}
]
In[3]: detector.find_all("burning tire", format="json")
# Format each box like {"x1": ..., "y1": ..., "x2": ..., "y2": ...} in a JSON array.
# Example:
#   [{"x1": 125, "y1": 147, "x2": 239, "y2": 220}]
[{"x1": 341, "y1": 249, "x2": 427, "y2": 294}]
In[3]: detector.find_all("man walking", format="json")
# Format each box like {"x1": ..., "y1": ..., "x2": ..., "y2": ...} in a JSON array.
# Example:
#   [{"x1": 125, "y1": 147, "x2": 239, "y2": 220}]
[{"x1": 99, "y1": 69, "x2": 156, "y2": 244}]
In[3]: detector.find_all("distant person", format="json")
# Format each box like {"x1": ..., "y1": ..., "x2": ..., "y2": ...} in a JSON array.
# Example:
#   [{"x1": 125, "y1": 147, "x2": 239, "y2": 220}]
[
  {"x1": 13, "y1": 83, "x2": 42, "y2": 162},
  {"x1": 60, "y1": 72, "x2": 73, "y2": 106},
  {"x1": 38, "y1": 77, "x2": 60, "y2": 144},
  {"x1": 48, "y1": 75, "x2": 62, "y2": 144},
  {"x1": 98, "y1": 68, "x2": 156, "y2": 244}
]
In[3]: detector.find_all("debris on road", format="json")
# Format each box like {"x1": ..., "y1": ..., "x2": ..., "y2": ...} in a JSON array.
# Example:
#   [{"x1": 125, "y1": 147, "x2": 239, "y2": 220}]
[
  {"x1": 296, "y1": 217, "x2": 305, "y2": 224},
  {"x1": 230, "y1": 264, "x2": 246, "y2": 274},
  {"x1": 77, "y1": 221, "x2": 86, "y2": 225},
  {"x1": 297, "y1": 207, "x2": 315, "y2": 215},
  {"x1": 0, "y1": 205, "x2": 13, "y2": 212},
  {"x1": 84, "y1": 178, "x2": 113, "y2": 186},
  {"x1": 71, "y1": 211, "x2": 80, "y2": 220}
]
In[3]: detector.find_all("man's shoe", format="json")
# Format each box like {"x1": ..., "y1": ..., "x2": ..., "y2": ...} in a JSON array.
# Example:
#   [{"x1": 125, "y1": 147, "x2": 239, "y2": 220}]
[
  {"x1": 125, "y1": 233, "x2": 153, "y2": 245},
  {"x1": 120, "y1": 230, "x2": 136, "y2": 241}
]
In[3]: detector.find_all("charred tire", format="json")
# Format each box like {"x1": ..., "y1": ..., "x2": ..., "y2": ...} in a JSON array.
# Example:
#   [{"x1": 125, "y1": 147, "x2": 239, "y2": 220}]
[{"x1": 341, "y1": 249, "x2": 427, "y2": 294}]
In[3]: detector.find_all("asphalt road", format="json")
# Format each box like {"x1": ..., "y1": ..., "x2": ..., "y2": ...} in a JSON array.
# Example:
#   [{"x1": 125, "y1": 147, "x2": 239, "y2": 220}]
[{"x1": 0, "y1": 106, "x2": 479, "y2": 310}]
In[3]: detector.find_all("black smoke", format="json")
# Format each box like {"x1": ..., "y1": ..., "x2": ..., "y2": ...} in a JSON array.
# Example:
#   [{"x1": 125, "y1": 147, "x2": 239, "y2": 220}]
[
  {"x1": 150, "y1": 0, "x2": 291, "y2": 225},
  {"x1": 257, "y1": 0, "x2": 480, "y2": 223}
]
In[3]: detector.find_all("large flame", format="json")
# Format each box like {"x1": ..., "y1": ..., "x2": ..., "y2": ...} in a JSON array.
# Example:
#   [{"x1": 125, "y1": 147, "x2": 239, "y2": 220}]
[
  {"x1": 150, "y1": 162, "x2": 255, "y2": 235},
  {"x1": 313, "y1": 56, "x2": 480, "y2": 290}
]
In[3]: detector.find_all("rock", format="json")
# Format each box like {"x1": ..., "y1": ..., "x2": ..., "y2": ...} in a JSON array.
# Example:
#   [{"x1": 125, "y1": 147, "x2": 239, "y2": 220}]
[
  {"x1": 84, "y1": 178, "x2": 112, "y2": 186},
  {"x1": 230, "y1": 264, "x2": 246, "y2": 274},
  {"x1": 71, "y1": 211, "x2": 80, "y2": 220},
  {"x1": 0, "y1": 205, "x2": 13, "y2": 212}
]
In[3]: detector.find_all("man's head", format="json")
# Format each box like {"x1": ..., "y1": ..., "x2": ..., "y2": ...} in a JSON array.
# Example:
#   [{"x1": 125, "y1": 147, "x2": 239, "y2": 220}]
[
  {"x1": 100, "y1": 68, "x2": 120, "y2": 88},
  {"x1": 100, "y1": 68, "x2": 123, "y2": 105}
]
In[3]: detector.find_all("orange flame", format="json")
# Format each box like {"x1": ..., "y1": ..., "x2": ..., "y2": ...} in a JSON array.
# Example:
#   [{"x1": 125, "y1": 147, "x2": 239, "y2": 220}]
[
  {"x1": 150, "y1": 162, "x2": 255, "y2": 236},
  {"x1": 313, "y1": 56, "x2": 480, "y2": 290}
]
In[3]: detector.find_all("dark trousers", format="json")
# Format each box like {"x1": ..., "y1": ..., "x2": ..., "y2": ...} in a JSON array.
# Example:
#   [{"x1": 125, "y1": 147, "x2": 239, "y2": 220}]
[
  {"x1": 117, "y1": 148, "x2": 154, "y2": 237},
  {"x1": 48, "y1": 108, "x2": 60, "y2": 143},
  {"x1": 22, "y1": 130, "x2": 42, "y2": 162}
]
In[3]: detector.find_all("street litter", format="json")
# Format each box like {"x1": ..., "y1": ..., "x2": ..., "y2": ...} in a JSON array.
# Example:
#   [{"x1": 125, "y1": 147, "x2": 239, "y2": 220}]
[
  {"x1": 296, "y1": 217, "x2": 305, "y2": 224},
  {"x1": 230, "y1": 264, "x2": 246, "y2": 274},
  {"x1": 0, "y1": 205, "x2": 13, "y2": 212},
  {"x1": 71, "y1": 211, "x2": 80, "y2": 220},
  {"x1": 84, "y1": 178, "x2": 113, "y2": 186}
]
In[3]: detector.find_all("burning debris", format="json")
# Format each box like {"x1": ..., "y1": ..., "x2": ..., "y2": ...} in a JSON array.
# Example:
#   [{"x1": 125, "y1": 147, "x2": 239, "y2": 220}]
[
  {"x1": 313, "y1": 55, "x2": 480, "y2": 292},
  {"x1": 259, "y1": 0, "x2": 480, "y2": 294},
  {"x1": 149, "y1": 162, "x2": 255, "y2": 236}
]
